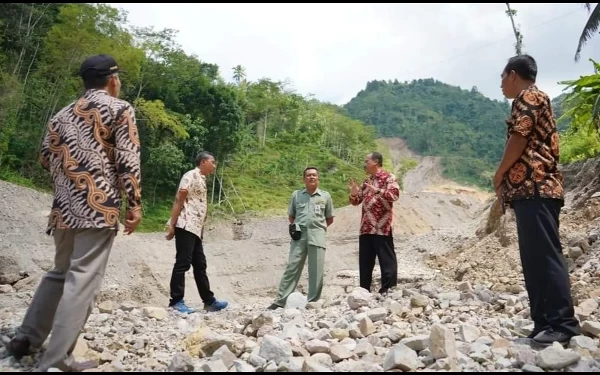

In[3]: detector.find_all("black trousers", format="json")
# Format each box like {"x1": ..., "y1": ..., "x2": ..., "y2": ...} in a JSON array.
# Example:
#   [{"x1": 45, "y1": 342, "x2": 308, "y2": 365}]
[
  {"x1": 513, "y1": 198, "x2": 580, "y2": 337},
  {"x1": 359, "y1": 233, "x2": 398, "y2": 293},
  {"x1": 169, "y1": 227, "x2": 216, "y2": 306}
]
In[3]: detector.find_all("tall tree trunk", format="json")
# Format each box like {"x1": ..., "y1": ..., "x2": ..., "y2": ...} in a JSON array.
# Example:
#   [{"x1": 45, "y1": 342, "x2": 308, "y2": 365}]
[{"x1": 505, "y1": 3, "x2": 523, "y2": 55}]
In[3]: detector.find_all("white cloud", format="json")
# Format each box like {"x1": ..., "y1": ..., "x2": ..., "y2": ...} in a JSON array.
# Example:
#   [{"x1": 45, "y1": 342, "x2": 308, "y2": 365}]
[{"x1": 110, "y1": 3, "x2": 600, "y2": 104}]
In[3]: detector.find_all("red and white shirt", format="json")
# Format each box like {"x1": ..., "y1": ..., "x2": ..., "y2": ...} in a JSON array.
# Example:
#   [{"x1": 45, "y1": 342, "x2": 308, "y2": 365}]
[{"x1": 349, "y1": 170, "x2": 400, "y2": 236}]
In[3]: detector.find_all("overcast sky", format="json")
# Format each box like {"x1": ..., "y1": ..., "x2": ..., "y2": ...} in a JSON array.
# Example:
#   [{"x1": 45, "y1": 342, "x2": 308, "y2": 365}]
[{"x1": 109, "y1": 3, "x2": 599, "y2": 105}]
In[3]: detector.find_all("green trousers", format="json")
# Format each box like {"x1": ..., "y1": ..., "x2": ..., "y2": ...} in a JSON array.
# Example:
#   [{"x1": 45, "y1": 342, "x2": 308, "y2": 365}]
[{"x1": 274, "y1": 236, "x2": 326, "y2": 307}]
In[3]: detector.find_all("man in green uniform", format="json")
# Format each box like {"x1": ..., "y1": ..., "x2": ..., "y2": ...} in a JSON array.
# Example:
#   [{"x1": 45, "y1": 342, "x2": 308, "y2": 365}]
[{"x1": 268, "y1": 167, "x2": 335, "y2": 310}]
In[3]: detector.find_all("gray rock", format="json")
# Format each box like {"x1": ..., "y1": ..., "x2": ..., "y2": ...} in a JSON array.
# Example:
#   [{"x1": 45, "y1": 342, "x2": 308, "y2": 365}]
[
  {"x1": 401, "y1": 335, "x2": 429, "y2": 352},
  {"x1": 582, "y1": 321, "x2": 600, "y2": 337},
  {"x1": 459, "y1": 324, "x2": 480, "y2": 343},
  {"x1": 354, "y1": 340, "x2": 375, "y2": 357},
  {"x1": 305, "y1": 340, "x2": 330, "y2": 354},
  {"x1": 522, "y1": 364, "x2": 544, "y2": 372},
  {"x1": 287, "y1": 357, "x2": 305, "y2": 372},
  {"x1": 348, "y1": 288, "x2": 371, "y2": 310},
  {"x1": 248, "y1": 354, "x2": 267, "y2": 368},
  {"x1": 570, "y1": 335, "x2": 597, "y2": 352},
  {"x1": 537, "y1": 342, "x2": 581, "y2": 370},
  {"x1": 168, "y1": 353, "x2": 194, "y2": 372},
  {"x1": 366, "y1": 307, "x2": 387, "y2": 322},
  {"x1": 212, "y1": 345, "x2": 237, "y2": 369},
  {"x1": 329, "y1": 344, "x2": 352, "y2": 362},
  {"x1": 383, "y1": 343, "x2": 420, "y2": 371},
  {"x1": 430, "y1": 324, "x2": 457, "y2": 360},
  {"x1": 514, "y1": 345, "x2": 537, "y2": 367},
  {"x1": 202, "y1": 359, "x2": 229, "y2": 372},
  {"x1": 576, "y1": 299, "x2": 599, "y2": 320},
  {"x1": 258, "y1": 335, "x2": 293, "y2": 364},
  {"x1": 233, "y1": 360, "x2": 256, "y2": 372}
]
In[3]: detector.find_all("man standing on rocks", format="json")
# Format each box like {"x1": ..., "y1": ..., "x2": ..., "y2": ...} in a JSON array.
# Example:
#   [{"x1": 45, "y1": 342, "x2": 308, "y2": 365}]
[
  {"x1": 495, "y1": 54, "x2": 581, "y2": 345},
  {"x1": 268, "y1": 167, "x2": 335, "y2": 310},
  {"x1": 348, "y1": 152, "x2": 400, "y2": 294},
  {"x1": 166, "y1": 151, "x2": 228, "y2": 314},
  {"x1": 7, "y1": 54, "x2": 143, "y2": 371}
]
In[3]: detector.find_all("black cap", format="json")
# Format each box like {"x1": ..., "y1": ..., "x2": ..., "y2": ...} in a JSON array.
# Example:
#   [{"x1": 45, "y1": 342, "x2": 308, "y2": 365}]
[{"x1": 79, "y1": 54, "x2": 121, "y2": 79}]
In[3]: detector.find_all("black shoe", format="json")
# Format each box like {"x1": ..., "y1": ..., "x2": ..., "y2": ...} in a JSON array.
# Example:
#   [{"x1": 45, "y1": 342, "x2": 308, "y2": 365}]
[
  {"x1": 267, "y1": 303, "x2": 282, "y2": 310},
  {"x1": 6, "y1": 336, "x2": 30, "y2": 359},
  {"x1": 527, "y1": 326, "x2": 550, "y2": 339},
  {"x1": 532, "y1": 329, "x2": 572, "y2": 346}
]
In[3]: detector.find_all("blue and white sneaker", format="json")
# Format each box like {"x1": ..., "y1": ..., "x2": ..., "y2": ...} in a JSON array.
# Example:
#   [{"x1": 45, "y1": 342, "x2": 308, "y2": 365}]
[
  {"x1": 204, "y1": 300, "x2": 228, "y2": 312},
  {"x1": 170, "y1": 300, "x2": 195, "y2": 314}
]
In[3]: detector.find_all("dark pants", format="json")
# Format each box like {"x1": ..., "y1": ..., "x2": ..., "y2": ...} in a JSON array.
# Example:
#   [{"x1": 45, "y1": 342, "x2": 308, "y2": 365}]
[
  {"x1": 359, "y1": 233, "x2": 398, "y2": 293},
  {"x1": 169, "y1": 227, "x2": 216, "y2": 306},
  {"x1": 513, "y1": 198, "x2": 580, "y2": 337}
]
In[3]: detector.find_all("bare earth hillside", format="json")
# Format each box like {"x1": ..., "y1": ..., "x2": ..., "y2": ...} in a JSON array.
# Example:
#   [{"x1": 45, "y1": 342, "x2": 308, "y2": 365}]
[{"x1": 3, "y1": 142, "x2": 600, "y2": 372}]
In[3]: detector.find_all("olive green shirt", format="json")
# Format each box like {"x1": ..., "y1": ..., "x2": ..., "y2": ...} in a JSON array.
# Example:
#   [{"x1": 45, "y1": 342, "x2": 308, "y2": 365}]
[{"x1": 288, "y1": 188, "x2": 334, "y2": 248}]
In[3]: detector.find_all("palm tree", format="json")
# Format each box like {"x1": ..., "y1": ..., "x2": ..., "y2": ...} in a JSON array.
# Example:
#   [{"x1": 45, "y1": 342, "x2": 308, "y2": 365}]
[
  {"x1": 575, "y1": 3, "x2": 600, "y2": 62},
  {"x1": 232, "y1": 65, "x2": 246, "y2": 85}
]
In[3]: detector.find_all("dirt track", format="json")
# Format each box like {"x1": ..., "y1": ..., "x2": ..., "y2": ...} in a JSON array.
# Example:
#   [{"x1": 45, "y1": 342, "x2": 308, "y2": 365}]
[{"x1": 0, "y1": 138, "x2": 491, "y2": 311}]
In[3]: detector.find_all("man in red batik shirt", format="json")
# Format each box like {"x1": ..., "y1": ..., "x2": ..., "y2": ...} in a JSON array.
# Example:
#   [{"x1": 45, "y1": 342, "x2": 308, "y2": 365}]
[{"x1": 348, "y1": 151, "x2": 400, "y2": 294}]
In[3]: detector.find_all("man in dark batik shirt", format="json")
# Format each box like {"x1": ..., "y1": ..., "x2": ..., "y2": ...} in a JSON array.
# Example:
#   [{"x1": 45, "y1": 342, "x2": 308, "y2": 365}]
[{"x1": 495, "y1": 54, "x2": 580, "y2": 346}]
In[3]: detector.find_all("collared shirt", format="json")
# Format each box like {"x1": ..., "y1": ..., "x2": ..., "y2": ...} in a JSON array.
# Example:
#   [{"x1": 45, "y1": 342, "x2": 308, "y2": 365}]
[
  {"x1": 40, "y1": 89, "x2": 142, "y2": 235},
  {"x1": 502, "y1": 85, "x2": 564, "y2": 204},
  {"x1": 349, "y1": 170, "x2": 400, "y2": 236},
  {"x1": 288, "y1": 188, "x2": 334, "y2": 248},
  {"x1": 167, "y1": 168, "x2": 208, "y2": 239}
]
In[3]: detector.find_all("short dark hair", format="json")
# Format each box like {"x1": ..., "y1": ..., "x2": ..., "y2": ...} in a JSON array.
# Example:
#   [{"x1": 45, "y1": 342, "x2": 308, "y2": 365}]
[
  {"x1": 83, "y1": 75, "x2": 112, "y2": 90},
  {"x1": 369, "y1": 152, "x2": 383, "y2": 167},
  {"x1": 304, "y1": 167, "x2": 319, "y2": 177},
  {"x1": 503, "y1": 54, "x2": 537, "y2": 82},
  {"x1": 195, "y1": 151, "x2": 214, "y2": 166}
]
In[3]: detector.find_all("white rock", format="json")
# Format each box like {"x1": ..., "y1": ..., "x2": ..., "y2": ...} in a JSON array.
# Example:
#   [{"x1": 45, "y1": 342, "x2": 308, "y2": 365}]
[
  {"x1": 258, "y1": 335, "x2": 293, "y2": 364},
  {"x1": 429, "y1": 324, "x2": 457, "y2": 360},
  {"x1": 383, "y1": 343, "x2": 420, "y2": 371},
  {"x1": 285, "y1": 292, "x2": 307, "y2": 310},
  {"x1": 348, "y1": 288, "x2": 371, "y2": 310},
  {"x1": 329, "y1": 344, "x2": 353, "y2": 362},
  {"x1": 305, "y1": 340, "x2": 330, "y2": 354},
  {"x1": 202, "y1": 359, "x2": 229, "y2": 372},
  {"x1": 233, "y1": 360, "x2": 255, "y2": 372},
  {"x1": 581, "y1": 321, "x2": 600, "y2": 337},
  {"x1": 459, "y1": 324, "x2": 480, "y2": 343},
  {"x1": 537, "y1": 342, "x2": 581, "y2": 370},
  {"x1": 212, "y1": 345, "x2": 237, "y2": 369}
]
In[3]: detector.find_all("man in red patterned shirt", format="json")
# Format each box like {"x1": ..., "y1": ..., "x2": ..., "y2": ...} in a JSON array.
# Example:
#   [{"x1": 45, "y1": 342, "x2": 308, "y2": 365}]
[{"x1": 348, "y1": 152, "x2": 400, "y2": 294}]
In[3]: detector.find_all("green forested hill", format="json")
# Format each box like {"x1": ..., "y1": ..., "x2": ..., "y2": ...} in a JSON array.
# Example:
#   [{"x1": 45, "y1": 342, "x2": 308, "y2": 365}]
[
  {"x1": 552, "y1": 93, "x2": 571, "y2": 133},
  {"x1": 344, "y1": 79, "x2": 513, "y2": 188},
  {"x1": 342, "y1": 79, "x2": 578, "y2": 189},
  {"x1": 0, "y1": 3, "x2": 387, "y2": 231}
]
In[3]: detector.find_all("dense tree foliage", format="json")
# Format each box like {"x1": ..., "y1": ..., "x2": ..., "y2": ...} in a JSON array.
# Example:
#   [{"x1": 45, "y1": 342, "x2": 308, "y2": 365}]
[
  {"x1": 0, "y1": 3, "x2": 393, "y2": 231},
  {"x1": 557, "y1": 59, "x2": 600, "y2": 163},
  {"x1": 344, "y1": 79, "x2": 512, "y2": 187}
]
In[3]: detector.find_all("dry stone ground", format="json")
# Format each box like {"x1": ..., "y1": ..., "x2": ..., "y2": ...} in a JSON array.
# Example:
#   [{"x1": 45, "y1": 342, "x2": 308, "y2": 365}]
[{"x1": 2, "y1": 150, "x2": 600, "y2": 372}]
